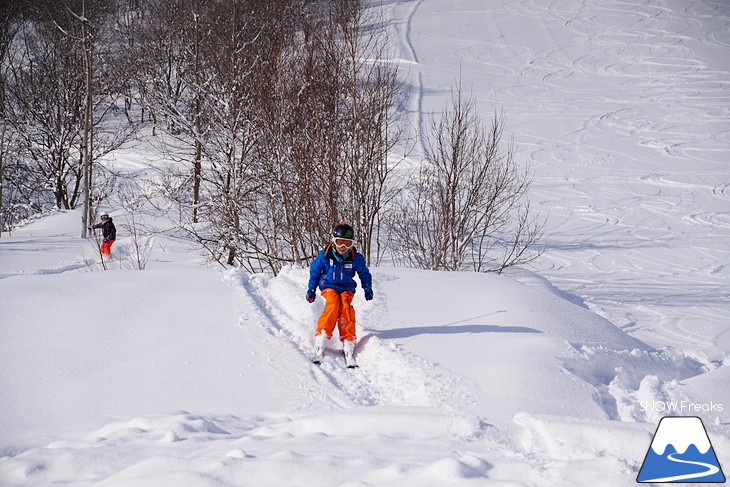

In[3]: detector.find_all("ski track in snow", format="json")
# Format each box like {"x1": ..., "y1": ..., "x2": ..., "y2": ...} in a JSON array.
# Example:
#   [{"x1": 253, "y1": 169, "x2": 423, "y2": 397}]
[
  {"x1": 403, "y1": 0, "x2": 730, "y2": 358},
  {"x1": 390, "y1": 0, "x2": 428, "y2": 154},
  {"x1": 236, "y1": 267, "x2": 478, "y2": 413},
  {"x1": 522, "y1": 0, "x2": 730, "y2": 358}
]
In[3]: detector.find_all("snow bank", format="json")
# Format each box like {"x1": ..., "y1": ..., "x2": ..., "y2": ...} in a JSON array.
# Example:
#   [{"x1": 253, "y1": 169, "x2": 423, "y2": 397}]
[{"x1": 0, "y1": 267, "x2": 313, "y2": 448}]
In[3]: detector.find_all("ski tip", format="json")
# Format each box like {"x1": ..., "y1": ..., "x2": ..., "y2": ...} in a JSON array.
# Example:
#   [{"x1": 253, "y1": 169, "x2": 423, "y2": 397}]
[{"x1": 347, "y1": 364, "x2": 359, "y2": 369}]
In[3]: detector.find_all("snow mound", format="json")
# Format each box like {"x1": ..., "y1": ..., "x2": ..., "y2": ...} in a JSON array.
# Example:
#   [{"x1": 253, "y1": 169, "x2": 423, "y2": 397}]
[{"x1": 1, "y1": 409, "x2": 498, "y2": 487}]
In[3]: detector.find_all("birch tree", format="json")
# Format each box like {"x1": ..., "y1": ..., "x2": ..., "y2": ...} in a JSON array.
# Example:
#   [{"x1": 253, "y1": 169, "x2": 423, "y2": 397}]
[{"x1": 3, "y1": 0, "x2": 133, "y2": 229}]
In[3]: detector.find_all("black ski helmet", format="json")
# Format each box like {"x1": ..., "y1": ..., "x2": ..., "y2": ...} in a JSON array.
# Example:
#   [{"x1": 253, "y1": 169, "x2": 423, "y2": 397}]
[{"x1": 332, "y1": 221, "x2": 355, "y2": 240}]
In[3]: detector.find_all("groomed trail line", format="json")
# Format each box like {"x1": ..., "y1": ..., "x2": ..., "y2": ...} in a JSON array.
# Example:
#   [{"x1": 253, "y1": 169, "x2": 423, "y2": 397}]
[{"x1": 234, "y1": 268, "x2": 476, "y2": 413}]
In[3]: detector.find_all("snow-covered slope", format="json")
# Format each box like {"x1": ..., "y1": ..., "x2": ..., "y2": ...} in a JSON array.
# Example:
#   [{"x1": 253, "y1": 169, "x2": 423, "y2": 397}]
[
  {"x1": 392, "y1": 0, "x2": 730, "y2": 360},
  {"x1": 0, "y1": 209, "x2": 712, "y2": 487},
  {"x1": 1, "y1": 0, "x2": 729, "y2": 485}
]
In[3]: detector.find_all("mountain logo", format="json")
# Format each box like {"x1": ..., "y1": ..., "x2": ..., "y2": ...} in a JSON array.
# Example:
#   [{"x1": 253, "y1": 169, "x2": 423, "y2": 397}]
[{"x1": 637, "y1": 416, "x2": 726, "y2": 483}]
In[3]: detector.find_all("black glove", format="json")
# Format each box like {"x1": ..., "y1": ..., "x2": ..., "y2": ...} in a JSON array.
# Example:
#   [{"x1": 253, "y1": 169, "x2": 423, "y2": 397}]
[
  {"x1": 306, "y1": 289, "x2": 316, "y2": 303},
  {"x1": 364, "y1": 290, "x2": 373, "y2": 301}
]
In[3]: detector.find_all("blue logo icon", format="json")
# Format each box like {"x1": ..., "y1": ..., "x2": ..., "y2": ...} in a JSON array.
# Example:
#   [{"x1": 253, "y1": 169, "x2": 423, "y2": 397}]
[{"x1": 637, "y1": 416, "x2": 726, "y2": 483}]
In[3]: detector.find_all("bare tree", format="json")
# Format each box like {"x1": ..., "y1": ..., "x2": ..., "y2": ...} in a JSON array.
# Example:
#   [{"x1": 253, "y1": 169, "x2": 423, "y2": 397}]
[
  {"x1": 0, "y1": 1, "x2": 21, "y2": 236},
  {"x1": 4, "y1": 18, "x2": 87, "y2": 211},
  {"x1": 245, "y1": 1, "x2": 345, "y2": 271},
  {"x1": 243, "y1": 0, "x2": 403, "y2": 271},
  {"x1": 81, "y1": 0, "x2": 407, "y2": 274},
  {"x1": 138, "y1": 0, "x2": 303, "y2": 271},
  {"x1": 0, "y1": 7, "x2": 46, "y2": 233},
  {"x1": 332, "y1": 0, "x2": 405, "y2": 264},
  {"x1": 3, "y1": 0, "x2": 134, "y2": 228},
  {"x1": 128, "y1": 0, "x2": 209, "y2": 223},
  {"x1": 393, "y1": 84, "x2": 544, "y2": 273},
  {"x1": 116, "y1": 180, "x2": 154, "y2": 270}
]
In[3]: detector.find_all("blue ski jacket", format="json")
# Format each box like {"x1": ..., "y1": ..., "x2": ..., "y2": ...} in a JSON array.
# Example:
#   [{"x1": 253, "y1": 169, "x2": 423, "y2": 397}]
[{"x1": 308, "y1": 244, "x2": 372, "y2": 295}]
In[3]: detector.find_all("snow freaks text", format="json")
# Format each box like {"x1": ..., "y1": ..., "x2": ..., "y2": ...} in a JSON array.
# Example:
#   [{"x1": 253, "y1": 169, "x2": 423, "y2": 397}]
[{"x1": 639, "y1": 401, "x2": 724, "y2": 414}]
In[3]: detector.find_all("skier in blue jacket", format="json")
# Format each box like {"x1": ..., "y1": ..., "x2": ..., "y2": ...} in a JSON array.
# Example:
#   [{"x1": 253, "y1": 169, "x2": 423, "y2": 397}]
[{"x1": 307, "y1": 222, "x2": 373, "y2": 365}]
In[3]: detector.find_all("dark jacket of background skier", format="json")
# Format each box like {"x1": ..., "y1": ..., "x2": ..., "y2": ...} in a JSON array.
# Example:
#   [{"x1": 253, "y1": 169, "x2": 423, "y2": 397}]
[{"x1": 92, "y1": 218, "x2": 116, "y2": 243}]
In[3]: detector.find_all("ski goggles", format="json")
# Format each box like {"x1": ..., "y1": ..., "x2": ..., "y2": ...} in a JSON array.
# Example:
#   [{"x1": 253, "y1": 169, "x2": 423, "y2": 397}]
[{"x1": 333, "y1": 238, "x2": 354, "y2": 249}]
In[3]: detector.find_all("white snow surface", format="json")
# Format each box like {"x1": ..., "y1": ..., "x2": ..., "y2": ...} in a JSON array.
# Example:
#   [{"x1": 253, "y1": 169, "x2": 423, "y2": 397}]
[{"x1": 1, "y1": 0, "x2": 729, "y2": 485}]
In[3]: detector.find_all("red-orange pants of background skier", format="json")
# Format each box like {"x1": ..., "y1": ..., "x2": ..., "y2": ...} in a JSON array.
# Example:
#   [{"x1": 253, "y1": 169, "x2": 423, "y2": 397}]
[
  {"x1": 315, "y1": 289, "x2": 356, "y2": 342},
  {"x1": 100, "y1": 240, "x2": 114, "y2": 256}
]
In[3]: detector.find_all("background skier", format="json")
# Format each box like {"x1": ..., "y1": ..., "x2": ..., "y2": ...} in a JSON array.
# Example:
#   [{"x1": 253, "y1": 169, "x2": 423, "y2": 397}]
[
  {"x1": 88, "y1": 211, "x2": 116, "y2": 256},
  {"x1": 306, "y1": 221, "x2": 373, "y2": 366}
]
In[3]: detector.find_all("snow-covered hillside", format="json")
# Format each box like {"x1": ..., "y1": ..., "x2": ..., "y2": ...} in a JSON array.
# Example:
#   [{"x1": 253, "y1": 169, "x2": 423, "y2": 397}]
[{"x1": 1, "y1": 0, "x2": 729, "y2": 486}]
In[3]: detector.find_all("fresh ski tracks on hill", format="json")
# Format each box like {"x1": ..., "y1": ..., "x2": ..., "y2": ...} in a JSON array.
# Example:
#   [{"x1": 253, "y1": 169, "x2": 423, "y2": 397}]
[{"x1": 236, "y1": 267, "x2": 478, "y2": 413}]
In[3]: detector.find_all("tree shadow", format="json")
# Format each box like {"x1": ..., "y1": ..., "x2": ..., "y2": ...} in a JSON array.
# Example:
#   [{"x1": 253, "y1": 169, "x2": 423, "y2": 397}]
[
  {"x1": 373, "y1": 312, "x2": 541, "y2": 339},
  {"x1": 377, "y1": 324, "x2": 541, "y2": 340}
]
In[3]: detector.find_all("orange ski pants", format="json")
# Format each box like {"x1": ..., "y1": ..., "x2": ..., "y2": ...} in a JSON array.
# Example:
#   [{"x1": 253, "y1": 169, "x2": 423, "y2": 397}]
[
  {"x1": 315, "y1": 289, "x2": 356, "y2": 342},
  {"x1": 100, "y1": 240, "x2": 115, "y2": 256}
]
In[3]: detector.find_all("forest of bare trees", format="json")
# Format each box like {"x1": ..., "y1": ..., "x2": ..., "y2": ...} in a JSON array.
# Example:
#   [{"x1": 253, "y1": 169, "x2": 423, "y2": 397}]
[{"x1": 0, "y1": 0, "x2": 542, "y2": 274}]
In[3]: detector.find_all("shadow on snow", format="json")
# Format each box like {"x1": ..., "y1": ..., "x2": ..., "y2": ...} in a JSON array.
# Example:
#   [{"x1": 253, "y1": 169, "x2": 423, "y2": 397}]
[{"x1": 376, "y1": 323, "x2": 541, "y2": 340}]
